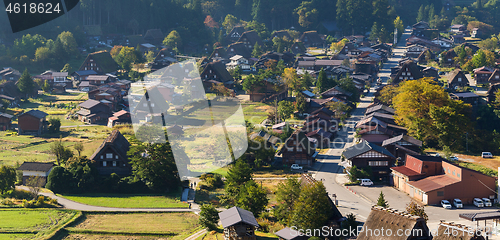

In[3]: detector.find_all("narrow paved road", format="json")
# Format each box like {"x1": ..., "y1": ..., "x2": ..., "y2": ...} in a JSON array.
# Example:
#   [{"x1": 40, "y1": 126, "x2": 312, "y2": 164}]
[
  {"x1": 16, "y1": 186, "x2": 196, "y2": 212},
  {"x1": 312, "y1": 29, "x2": 411, "y2": 221}
]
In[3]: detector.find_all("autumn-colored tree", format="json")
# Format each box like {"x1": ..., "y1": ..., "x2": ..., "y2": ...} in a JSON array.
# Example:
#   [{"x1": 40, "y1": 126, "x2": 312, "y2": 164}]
[
  {"x1": 204, "y1": 15, "x2": 218, "y2": 28},
  {"x1": 289, "y1": 181, "x2": 332, "y2": 230},
  {"x1": 330, "y1": 38, "x2": 349, "y2": 53},
  {"x1": 282, "y1": 68, "x2": 304, "y2": 94},
  {"x1": 377, "y1": 84, "x2": 399, "y2": 106},
  {"x1": 273, "y1": 177, "x2": 301, "y2": 224},
  {"x1": 406, "y1": 201, "x2": 428, "y2": 222}
]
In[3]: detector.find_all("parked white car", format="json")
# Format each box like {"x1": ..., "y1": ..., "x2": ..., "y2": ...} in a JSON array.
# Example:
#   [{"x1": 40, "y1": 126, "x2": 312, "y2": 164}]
[
  {"x1": 441, "y1": 200, "x2": 452, "y2": 209},
  {"x1": 453, "y1": 199, "x2": 463, "y2": 208},
  {"x1": 482, "y1": 198, "x2": 492, "y2": 207},
  {"x1": 482, "y1": 152, "x2": 493, "y2": 158},
  {"x1": 290, "y1": 164, "x2": 303, "y2": 170},
  {"x1": 449, "y1": 156, "x2": 459, "y2": 161},
  {"x1": 473, "y1": 198, "x2": 484, "y2": 207},
  {"x1": 359, "y1": 179, "x2": 373, "y2": 186}
]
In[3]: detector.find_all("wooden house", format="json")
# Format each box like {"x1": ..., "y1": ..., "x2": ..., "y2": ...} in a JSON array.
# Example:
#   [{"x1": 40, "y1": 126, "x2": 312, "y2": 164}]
[
  {"x1": 357, "y1": 206, "x2": 431, "y2": 240},
  {"x1": 488, "y1": 69, "x2": 500, "y2": 85},
  {"x1": 226, "y1": 26, "x2": 246, "y2": 43},
  {"x1": 271, "y1": 30, "x2": 292, "y2": 40},
  {"x1": 201, "y1": 61, "x2": 234, "y2": 89},
  {"x1": 365, "y1": 104, "x2": 395, "y2": 116},
  {"x1": 278, "y1": 130, "x2": 317, "y2": 167},
  {"x1": 487, "y1": 83, "x2": 500, "y2": 103},
  {"x1": 0, "y1": 68, "x2": 21, "y2": 81},
  {"x1": 227, "y1": 42, "x2": 251, "y2": 59},
  {"x1": 71, "y1": 70, "x2": 98, "y2": 82},
  {"x1": 90, "y1": 130, "x2": 131, "y2": 175},
  {"x1": 449, "y1": 92, "x2": 480, "y2": 106},
  {"x1": 79, "y1": 50, "x2": 119, "y2": 74},
  {"x1": 107, "y1": 110, "x2": 131, "y2": 128},
  {"x1": 17, "y1": 162, "x2": 55, "y2": 185},
  {"x1": 86, "y1": 75, "x2": 111, "y2": 86},
  {"x1": 473, "y1": 66, "x2": 494, "y2": 85},
  {"x1": 291, "y1": 41, "x2": 306, "y2": 55},
  {"x1": 132, "y1": 87, "x2": 170, "y2": 123},
  {"x1": 405, "y1": 44, "x2": 427, "y2": 58},
  {"x1": 219, "y1": 206, "x2": 259, "y2": 240},
  {"x1": 77, "y1": 99, "x2": 111, "y2": 124},
  {"x1": 237, "y1": 30, "x2": 263, "y2": 49},
  {"x1": 382, "y1": 134, "x2": 422, "y2": 163},
  {"x1": 143, "y1": 29, "x2": 164, "y2": 45},
  {"x1": 441, "y1": 49, "x2": 458, "y2": 67},
  {"x1": 299, "y1": 31, "x2": 324, "y2": 47},
  {"x1": 342, "y1": 140, "x2": 396, "y2": 181},
  {"x1": 447, "y1": 69, "x2": 470, "y2": 90},
  {"x1": 18, "y1": 110, "x2": 48, "y2": 135},
  {"x1": 391, "y1": 60, "x2": 424, "y2": 85},
  {"x1": 0, "y1": 81, "x2": 22, "y2": 101},
  {"x1": 0, "y1": 112, "x2": 13, "y2": 131}
]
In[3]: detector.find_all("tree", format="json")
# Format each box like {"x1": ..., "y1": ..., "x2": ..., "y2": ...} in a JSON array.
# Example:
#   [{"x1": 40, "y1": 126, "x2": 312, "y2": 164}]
[
  {"x1": 222, "y1": 14, "x2": 239, "y2": 33},
  {"x1": 49, "y1": 139, "x2": 74, "y2": 165},
  {"x1": 315, "y1": 68, "x2": 327, "y2": 94},
  {"x1": 289, "y1": 181, "x2": 332, "y2": 230},
  {"x1": 236, "y1": 180, "x2": 269, "y2": 216},
  {"x1": 296, "y1": 93, "x2": 307, "y2": 114},
  {"x1": 224, "y1": 159, "x2": 253, "y2": 202},
  {"x1": 282, "y1": 68, "x2": 303, "y2": 94},
  {"x1": 145, "y1": 51, "x2": 155, "y2": 62},
  {"x1": 57, "y1": 31, "x2": 78, "y2": 57},
  {"x1": 74, "y1": 143, "x2": 84, "y2": 157},
  {"x1": 278, "y1": 101, "x2": 294, "y2": 121},
  {"x1": 45, "y1": 166, "x2": 73, "y2": 193},
  {"x1": 341, "y1": 213, "x2": 359, "y2": 236},
  {"x1": 114, "y1": 46, "x2": 141, "y2": 72},
  {"x1": 370, "y1": 22, "x2": 379, "y2": 41},
  {"x1": 61, "y1": 63, "x2": 72, "y2": 73},
  {"x1": 35, "y1": 47, "x2": 50, "y2": 67},
  {"x1": 41, "y1": 80, "x2": 51, "y2": 93},
  {"x1": 406, "y1": 201, "x2": 428, "y2": 221},
  {"x1": 199, "y1": 204, "x2": 219, "y2": 230},
  {"x1": 294, "y1": 1, "x2": 318, "y2": 28},
  {"x1": 330, "y1": 38, "x2": 349, "y2": 53},
  {"x1": 273, "y1": 177, "x2": 301, "y2": 224},
  {"x1": 377, "y1": 191, "x2": 389, "y2": 208},
  {"x1": 17, "y1": 69, "x2": 35, "y2": 99},
  {"x1": 26, "y1": 176, "x2": 44, "y2": 199},
  {"x1": 251, "y1": 42, "x2": 262, "y2": 58},
  {"x1": 48, "y1": 118, "x2": 61, "y2": 133},
  {"x1": 0, "y1": 166, "x2": 16, "y2": 194},
  {"x1": 163, "y1": 30, "x2": 183, "y2": 52},
  {"x1": 128, "y1": 141, "x2": 181, "y2": 192},
  {"x1": 394, "y1": 17, "x2": 404, "y2": 39},
  {"x1": 341, "y1": 59, "x2": 350, "y2": 67}
]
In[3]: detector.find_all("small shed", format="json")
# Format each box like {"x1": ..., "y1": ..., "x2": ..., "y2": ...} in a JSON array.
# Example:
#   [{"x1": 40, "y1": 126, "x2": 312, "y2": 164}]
[
  {"x1": 219, "y1": 206, "x2": 259, "y2": 240},
  {"x1": 18, "y1": 110, "x2": 48, "y2": 135},
  {"x1": 17, "y1": 162, "x2": 55, "y2": 185}
]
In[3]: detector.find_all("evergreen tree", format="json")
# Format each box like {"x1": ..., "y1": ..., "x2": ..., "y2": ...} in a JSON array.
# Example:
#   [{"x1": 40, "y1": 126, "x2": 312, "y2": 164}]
[
  {"x1": 416, "y1": 5, "x2": 425, "y2": 22},
  {"x1": 296, "y1": 93, "x2": 307, "y2": 114},
  {"x1": 251, "y1": 42, "x2": 262, "y2": 58},
  {"x1": 17, "y1": 69, "x2": 35, "y2": 99},
  {"x1": 377, "y1": 191, "x2": 389, "y2": 208},
  {"x1": 316, "y1": 68, "x2": 327, "y2": 94},
  {"x1": 370, "y1": 22, "x2": 379, "y2": 41},
  {"x1": 0, "y1": 166, "x2": 16, "y2": 194},
  {"x1": 236, "y1": 180, "x2": 269, "y2": 216},
  {"x1": 224, "y1": 159, "x2": 252, "y2": 202},
  {"x1": 199, "y1": 204, "x2": 219, "y2": 230}
]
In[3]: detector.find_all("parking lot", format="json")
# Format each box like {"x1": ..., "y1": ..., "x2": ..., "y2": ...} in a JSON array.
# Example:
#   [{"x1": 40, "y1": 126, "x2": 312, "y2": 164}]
[{"x1": 336, "y1": 173, "x2": 499, "y2": 233}]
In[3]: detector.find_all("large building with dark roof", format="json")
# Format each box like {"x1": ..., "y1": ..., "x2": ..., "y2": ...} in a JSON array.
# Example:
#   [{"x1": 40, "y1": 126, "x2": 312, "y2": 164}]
[
  {"x1": 79, "y1": 51, "x2": 120, "y2": 74},
  {"x1": 18, "y1": 162, "x2": 55, "y2": 185},
  {"x1": 90, "y1": 130, "x2": 131, "y2": 175},
  {"x1": 342, "y1": 140, "x2": 396, "y2": 181}
]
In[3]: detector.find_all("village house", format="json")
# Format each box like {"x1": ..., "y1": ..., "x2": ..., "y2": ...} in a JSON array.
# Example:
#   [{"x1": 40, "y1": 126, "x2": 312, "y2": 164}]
[
  {"x1": 86, "y1": 75, "x2": 111, "y2": 86},
  {"x1": 237, "y1": 30, "x2": 263, "y2": 50},
  {"x1": 290, "y1": 41, "x2": 306, "y2": 55},
  {"x1": 488, "y1": 83, "x2": 500, "y2": 103},
  {"x1": 405, "y1": 44, "x2": 427, "y2": 58},
  {"x1": 488, "y1": 69, "x2": 500, "y2": 85},
  {"x1": 249, "y1": 130, "x2": 280, "y2": 149},
  {"x1": 0, "y1": 68, "x2": 21, "y2": 81},
  {"x1": 131, "y1": 86, "x2": 170, "y2": 123},
  {"x1": 0, "y1": 112, "x2": 13, "y2": 131},
  {"x1": 417, "y1": 49, "x2": 435, "y2": 65},
  {"x1": 357, "y1": 206, "x2": 432, "y2": 240},
  {"x1": 450, "y1": 92, "x2": 480, "y2": 106},
  {"x1": 226, "y1": 55, "x2": 251, "y2": 71},
  {"x1": 391, "y1": 155, "x2": 496, "y2": 205},
  {"x1": 219, "y1": 206, "x2": 259, "y2": 240},
  {"x1": 431, "y1": 37, "x2": 454, "y2": 49},
  {"x1": 382, "y1": 134, "x2": 422, "y2": 164},
  {"x1": 271, "y1": 30, "x2": 292, "y2": 40},
  {"x1": 77, "y1": 99, "x2": 111, "y2": 124},
  {"x1": 451, "y1": 24, "x2": 466, "y2": 33},
  {"x1": 151, "y1": 48, "x2": 177, "y2": 71},
  {"x1": 17, "y1": 162, "x2": 55, "y2": 185},
  {"x1": 139, "y1": 43, "x2": 156, "y2": 55},
  {"x1": 365, "y1": 104, "x2": 395, "y2": 116},
  {"x1": 0, "y1": 81, "x2": 22, "y2": 102},
  {"x1": 78, "y1": 50, "x2": 120, "y2": 74},
  {"x1": 90, "y1": 130, "x2": 131, "y2": 175},
  {"x1": 299, "y1": 31, "x2": 324, "y2": 47},
  {"x1": 18, "y1": 110, "x2": 48, "y2": 136},
  {"x1": 278, "y1": 130, "x2": 318, "y2": 167},
  {"x1": 473, "y1": 66, "x2": 494, "y2": 85},
  {"x1": 391, "y1": 60, "x2": 424, "y2": 85},
  {"x1": 107, "y1": 110, "x2": 131, "y2": 128},
  {"x1": 447, "y1": 69, "x2": 471, "y2": 90},
  {"x1": 342, "y1": 140, "x2": 396, "y2": 181},
  {"x1": 226, "y1": 26, "x2": 246, "y2": 43},
  {"x1": 143, "y1": 29, "x2": 164, "y2": 45},
  {"x1": 200, "y1": 61, "x2": 234, "y2": 89},
  {"x1": 441, "y1": 49, "x2": 458, "y2": 67},
  {"x1": 71, "y1": 70, "x2": 98, "y2": 82}
]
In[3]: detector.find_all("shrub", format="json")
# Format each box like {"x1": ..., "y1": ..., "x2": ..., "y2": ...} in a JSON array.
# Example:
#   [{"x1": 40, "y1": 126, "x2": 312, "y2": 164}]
[
  {"x1": 1, "y1": 198, "x2": 14, "y2": 205},
  {"x1": 257, "y1": 219, "x2": 270, "y2": 233},
  {"x1": 22, "y1": 199, "x2": 35, "y2": 208},
  {"x1": 48, "y1": 198, "x2": 58, "y2": 205}
]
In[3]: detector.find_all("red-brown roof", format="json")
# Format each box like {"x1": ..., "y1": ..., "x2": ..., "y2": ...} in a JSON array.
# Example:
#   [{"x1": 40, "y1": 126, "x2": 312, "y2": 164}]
[
  {"x1": 407, "y1": 175, "x2": 460, "y2": 193},
  {"x1": 391, "y1": 166, "x2": 424, "y2": 177}
]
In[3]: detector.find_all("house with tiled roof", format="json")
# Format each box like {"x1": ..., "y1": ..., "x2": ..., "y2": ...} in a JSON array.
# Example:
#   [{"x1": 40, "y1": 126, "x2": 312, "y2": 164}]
[
  {"x1": 77, "y1": 99, "x2": 111, "y2": 124},
  {"x1": 18, "y1": 110, "x2": 48, "y2": 135},
  {"x1": 382, "y1": 134, "x2": 422, "y2": 162},
  {"x1": 219, "y1": 206, "x2": 259, "y2": 240},
  {"x1": 79, "y1": 51, "x2": 119, "y2": 74},
  {"x1": 391, "y1": 155, "x2": 496, "y2": 205},
  {"x1": 0, "y1": 112, "x2": 13, "y2": 131},
  {"x1": 200, "y1": 61, "x2": 234, "y2": 89},
  {"x1": 91, "y1": 130, "x2": 131, "y2": 175},
  {"x1": 107, "y1": 110, "x2": 131, "y2": 128},
  {"x1": 18, "y1": 162, "x2": 55, "y2": 185},
  {"x1": 342, "y1": 140, "x2": 395, "y2": 181}
]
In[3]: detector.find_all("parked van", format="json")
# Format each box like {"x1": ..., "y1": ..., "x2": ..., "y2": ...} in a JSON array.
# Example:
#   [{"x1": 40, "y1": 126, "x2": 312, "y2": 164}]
[
  {"x1": 482, "y1": 198, "x2": 492, "y2": 207},
  {"x1": 473, "y1": 198, "x2": 484, "y2": 207},
  {"x1": 453, "y1": 199, "x2": 463, "y2": 208},
  {"x1": 360, "y1": 179, "x2": 373, "y2": 186},
  {"x1": 482, "y1": 152, "x2": 493, "y2": 158}
]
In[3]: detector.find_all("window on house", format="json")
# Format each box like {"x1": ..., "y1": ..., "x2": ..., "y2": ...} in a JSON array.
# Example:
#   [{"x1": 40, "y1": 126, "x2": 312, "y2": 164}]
[
  {"x1": 102, "y1": 161, "x2": 107, "y2": 167},
  {"x1": 457, "y1": 173, "x2": 460, "y2": 178},
  {"x1": 458, "y1": 78, "x2": 462, "y2": 82},
  {"x1": 437, "y1": 191, "x2": 444, "y2": 196},
  {"x1": 297, "y1": 148, "x2": 302, "y2": 152},
  {"x1": 214, "y1": 75, "x2": 217, "y2": 78},
  {"x1": 106, "y1": 153, "x2": 113, "y2": 159},
  {"x1": 452, "y1": 170, "x2": 455, "y2": 176},
  {"x1": 113, "y1": 161, "x2": 117, "y2": 167},
  {"x1": 496, "y1": 75, "x2": 499, "y2": 79},
  {"x1": 143, "y1": 103, "x2": 147, "y2": 107},
  {"x1": 209, "y1": 70, "x2": 212, "y2": 73},
  {"x1": 85, "y1": 67, "x2": 87, "y2": 70},
  {"x1": 115, "y1": 155, "x2": 119, "y2": 159},
  {"x1": 100, "y1": 155, "x2": 103, "y2": 159},
  {"x1": 151, "y1": 103, "x2": 155, "y2": 107}
]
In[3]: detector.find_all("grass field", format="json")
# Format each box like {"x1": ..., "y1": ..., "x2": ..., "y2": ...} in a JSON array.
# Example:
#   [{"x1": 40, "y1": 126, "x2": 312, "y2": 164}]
[
  {"x1": 62, "y1": 234, "x2": 170, "y2": 239},
  {"x1": 67, "y1": 212, "x2": 199, "y2": 237},
  {"x1": 57, "y1": 193, "x2": 189, "y2": 208},
  {"x1": 0, "y1": 208, "x2": 78, "y2": 239}
]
